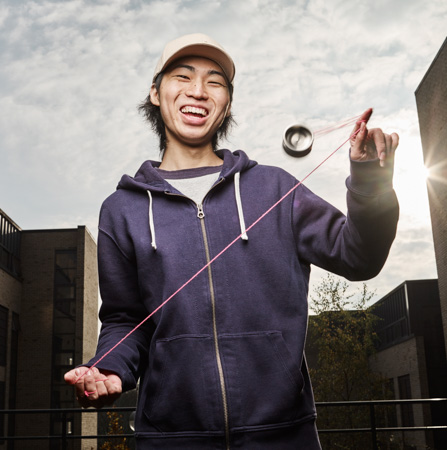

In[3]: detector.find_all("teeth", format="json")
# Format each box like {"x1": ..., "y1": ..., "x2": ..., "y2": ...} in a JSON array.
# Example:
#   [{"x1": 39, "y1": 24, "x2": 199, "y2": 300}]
[{"x1": 181, "y1": 106, "x2": 207, "y2": 116}]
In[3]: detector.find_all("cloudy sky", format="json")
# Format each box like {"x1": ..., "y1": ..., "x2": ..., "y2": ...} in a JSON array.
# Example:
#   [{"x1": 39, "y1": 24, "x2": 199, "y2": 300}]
[{"x1": 1, "y1": 0, "x2": 445, "y2": 303}]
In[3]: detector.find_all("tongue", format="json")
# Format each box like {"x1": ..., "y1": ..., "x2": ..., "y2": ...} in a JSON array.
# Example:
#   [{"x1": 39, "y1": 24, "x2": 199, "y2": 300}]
[{"x1": 185, "y1": 112, "x2": 204, "y2": 118}]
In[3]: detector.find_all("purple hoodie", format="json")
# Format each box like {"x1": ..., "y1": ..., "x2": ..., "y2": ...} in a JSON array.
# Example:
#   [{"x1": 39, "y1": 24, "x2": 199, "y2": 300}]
[{"x1": 88, "y1": 149, "x2": 398, "y2": 449}]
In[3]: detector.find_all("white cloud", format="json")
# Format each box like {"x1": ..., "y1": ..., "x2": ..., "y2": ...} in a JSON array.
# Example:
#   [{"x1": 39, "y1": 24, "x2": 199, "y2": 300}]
[{"x1": 0, "y1": 0, "x2": 445, "y2": 298}]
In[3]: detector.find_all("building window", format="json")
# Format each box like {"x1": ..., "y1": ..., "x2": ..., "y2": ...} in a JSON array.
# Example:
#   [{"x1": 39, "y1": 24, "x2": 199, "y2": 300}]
[
  {"x1": 0, "y1": 380, "x2": 5, "y2": 437},
  {"x1": 398, "y1": 374, "x2": 414, "y2": 427},
  {"x1": 0, "y1": 306, "x2": 5, "y2": 447},
  {"x1": 51, "y1": 249, "x2": 77, "y2": 449},
  {"x1": 379, "y1": 378, "x2": 398, "y2": 428},
  {"x1": 0, "y1": 306, "x2": 7, "y2": 367},
  {"x1": 52, "y1": 249, "x2": 77, "y2": 409},
  {"x1": 8, "y1": 313, "x2": 19, "y2": 447}
]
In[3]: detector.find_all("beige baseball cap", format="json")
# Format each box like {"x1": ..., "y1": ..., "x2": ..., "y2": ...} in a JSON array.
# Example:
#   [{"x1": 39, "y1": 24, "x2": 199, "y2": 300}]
[{"x1": 152, "y1": 33, "x2": 235, "y2": 85}]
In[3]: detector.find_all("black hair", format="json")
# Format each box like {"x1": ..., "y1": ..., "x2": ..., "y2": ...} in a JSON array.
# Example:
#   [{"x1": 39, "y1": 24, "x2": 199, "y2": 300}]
[{"x1": 138, "y1": 71, "x2": 235, "y2": 157}]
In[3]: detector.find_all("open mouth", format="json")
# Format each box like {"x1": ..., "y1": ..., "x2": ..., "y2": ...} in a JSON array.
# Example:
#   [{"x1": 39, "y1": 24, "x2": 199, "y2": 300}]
[{"x1": 180, "y1": 106, "x2": 209, "y2": 117}]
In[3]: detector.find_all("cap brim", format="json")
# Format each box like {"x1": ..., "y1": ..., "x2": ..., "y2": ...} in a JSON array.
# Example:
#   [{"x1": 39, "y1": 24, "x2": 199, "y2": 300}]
[{"x1": 153, "y1": 43, "x2": 235, "y2": 84}]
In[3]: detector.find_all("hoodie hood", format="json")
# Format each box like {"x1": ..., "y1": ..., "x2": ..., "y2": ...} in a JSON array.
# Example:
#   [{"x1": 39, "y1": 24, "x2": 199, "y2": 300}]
[
  {"x1": 116, "y1": 149, "x2": 258, "y2": 250},
  {"x1": 117, "y1": 149, "x2": 257, "y2": 193}
]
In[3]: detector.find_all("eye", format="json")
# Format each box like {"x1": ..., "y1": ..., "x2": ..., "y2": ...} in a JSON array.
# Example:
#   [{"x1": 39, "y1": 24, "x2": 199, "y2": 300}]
[
  {"x1": 208, "y1": 80, "x2": 226, "y2": 87},
  {"x1": 175, "y1": 74, "x2": 190, "y2": 80}
]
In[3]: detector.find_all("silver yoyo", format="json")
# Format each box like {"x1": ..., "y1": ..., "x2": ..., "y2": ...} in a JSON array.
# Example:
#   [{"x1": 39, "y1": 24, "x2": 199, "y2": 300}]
[{"x1": 282, "y1": 124, "x2": 314, "y2": 157}]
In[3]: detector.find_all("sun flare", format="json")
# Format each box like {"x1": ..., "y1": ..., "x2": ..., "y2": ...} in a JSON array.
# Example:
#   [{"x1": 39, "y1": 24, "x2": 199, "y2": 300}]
[{"x1": 392, "y1": 143, "x2": 431, "y2": 226}]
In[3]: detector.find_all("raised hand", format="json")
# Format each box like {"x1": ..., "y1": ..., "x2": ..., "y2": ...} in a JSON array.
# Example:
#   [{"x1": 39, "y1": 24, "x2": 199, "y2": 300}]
[{"x1": 350, "y1": 108, "x2": 399, "y2": 167}]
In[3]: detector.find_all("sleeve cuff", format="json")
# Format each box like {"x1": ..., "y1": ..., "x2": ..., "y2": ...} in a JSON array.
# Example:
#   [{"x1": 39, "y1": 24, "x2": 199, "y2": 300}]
[{"x1": 346, "y1": 156, "x2": 394, "y2": 197}]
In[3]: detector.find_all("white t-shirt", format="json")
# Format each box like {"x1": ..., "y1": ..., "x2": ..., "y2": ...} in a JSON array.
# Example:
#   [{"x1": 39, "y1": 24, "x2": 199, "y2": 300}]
[{"x1": 157, "y1": 165, "x2": 223, "y2": 205}]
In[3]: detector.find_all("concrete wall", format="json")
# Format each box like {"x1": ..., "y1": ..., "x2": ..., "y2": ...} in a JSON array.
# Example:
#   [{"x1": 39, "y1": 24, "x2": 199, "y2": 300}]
[
  {"x1": 416, "y1": 37, "x2": 447, "y2": 369},
  {"x1": 77, "y1": 226, "x2": 99, "y2": 450},
  {"x1": 370, "y1": 336, "x2": 431, "y2": 449}
]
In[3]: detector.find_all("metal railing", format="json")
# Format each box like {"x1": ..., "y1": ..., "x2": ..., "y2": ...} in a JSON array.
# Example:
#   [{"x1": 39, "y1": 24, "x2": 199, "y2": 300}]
[
  {"x1": 315, "y1": 398, "x2": 447, "y2": 449},
  {"x1": 1, "y1": 398, "x2": 446, "y2": 449},
  {"x1": 0, "y1": 406, "x2": 134, "y2": 448}
]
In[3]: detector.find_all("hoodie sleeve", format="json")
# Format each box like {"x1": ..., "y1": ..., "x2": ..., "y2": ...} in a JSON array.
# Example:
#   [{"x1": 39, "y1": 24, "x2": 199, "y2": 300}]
[
  {"x1": 85, "y1": 201, "x2": 153, "y2": 392},
  {"x1": 293, "y1": 157, "x2": 399, "y2": 280}
]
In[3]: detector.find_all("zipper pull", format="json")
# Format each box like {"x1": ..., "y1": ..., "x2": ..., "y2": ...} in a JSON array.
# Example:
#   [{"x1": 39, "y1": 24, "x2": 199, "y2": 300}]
[{"x1": 197, "y1": 203, "x2": 205, "y2": 219}]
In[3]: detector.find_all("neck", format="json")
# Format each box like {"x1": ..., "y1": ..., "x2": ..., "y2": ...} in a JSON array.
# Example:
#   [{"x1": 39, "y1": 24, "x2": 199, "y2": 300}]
[{"x1": 159, "y1": 142, "x2": 223, "y2": 170}]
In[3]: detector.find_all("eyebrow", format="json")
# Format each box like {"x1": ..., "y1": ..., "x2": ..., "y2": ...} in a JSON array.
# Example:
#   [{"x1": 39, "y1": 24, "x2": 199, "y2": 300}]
[{"x1": 172, "y1": 64, "x2": 226, "y2": 79}]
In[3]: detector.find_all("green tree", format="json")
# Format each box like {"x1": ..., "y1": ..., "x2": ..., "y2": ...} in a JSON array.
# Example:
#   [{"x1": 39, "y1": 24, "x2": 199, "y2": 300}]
[
  {"x1": 308, "y1": 274, "x2": 398, "y2": 449},
  {"x1": 100, "y1": 411, "x2": 131, "y2": 450}
]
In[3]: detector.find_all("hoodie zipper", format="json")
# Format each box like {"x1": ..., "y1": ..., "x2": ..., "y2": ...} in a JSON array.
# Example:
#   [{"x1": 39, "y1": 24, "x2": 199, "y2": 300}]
[
  {"x1": 165, "y1": 181, "x2": 230, "y2": 448},
  {"x1": 197, "y1": 202, "x2": 231, "y2": 450}
]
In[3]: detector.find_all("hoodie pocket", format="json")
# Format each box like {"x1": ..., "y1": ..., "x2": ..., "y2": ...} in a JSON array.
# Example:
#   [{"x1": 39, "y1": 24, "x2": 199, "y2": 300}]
[
  {"x1": 219, "y1": 331, "x2": 304, "y2": 427},
  {"x1": 142, "y1": 335, "x2": 222, "y2": 432},
  {"x1": 141, "y1": 331, "x2": 304, "y2": 432}
]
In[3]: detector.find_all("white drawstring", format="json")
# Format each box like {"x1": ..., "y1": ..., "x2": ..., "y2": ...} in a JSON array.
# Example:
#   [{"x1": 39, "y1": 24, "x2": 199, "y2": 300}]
[
  {"x1": 147, "y1": 191, "x2": 157, "y2": 250},
  {"x1": 234, "y1": 172, "x2": 248, "y2": 241},
  {"x1": 147, "y1": 175, "x2": 247, "y2": 249}
]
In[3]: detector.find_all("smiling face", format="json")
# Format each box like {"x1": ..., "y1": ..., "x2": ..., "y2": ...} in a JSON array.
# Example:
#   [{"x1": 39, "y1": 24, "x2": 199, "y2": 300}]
[{"x1": 150, "y1": 56, "x2": 232, "y2": 153}]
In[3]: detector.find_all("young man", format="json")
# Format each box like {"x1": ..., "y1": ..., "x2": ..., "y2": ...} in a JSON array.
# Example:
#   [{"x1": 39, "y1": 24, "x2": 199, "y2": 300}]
[{"x1": 65, "y1": 34, "x2": 399, "y2": 449}]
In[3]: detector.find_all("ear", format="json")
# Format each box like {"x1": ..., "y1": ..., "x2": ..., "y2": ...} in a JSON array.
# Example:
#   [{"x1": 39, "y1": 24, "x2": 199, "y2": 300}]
[{"x1": 150, "y1": 84, "x2": 160, "y2": 106}]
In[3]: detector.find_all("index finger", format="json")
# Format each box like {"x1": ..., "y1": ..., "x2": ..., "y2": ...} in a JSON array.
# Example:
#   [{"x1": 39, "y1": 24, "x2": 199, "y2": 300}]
[
  {"x1": 351, "y1": 108, "x2": 373, "y2": 135},
  {"x1": 64, "y1": 369, "x2": 78, "y2": 385}
]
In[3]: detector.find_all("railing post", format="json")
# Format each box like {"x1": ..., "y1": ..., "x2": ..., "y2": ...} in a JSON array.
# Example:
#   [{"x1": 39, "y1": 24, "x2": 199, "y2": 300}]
[{"x1": 370, "y1": 402, "x2": 378, "y2": 450}]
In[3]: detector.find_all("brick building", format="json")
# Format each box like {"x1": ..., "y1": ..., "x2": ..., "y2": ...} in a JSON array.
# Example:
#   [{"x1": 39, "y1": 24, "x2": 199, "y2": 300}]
[
  {"x1": 306, "y1": 279, "x2": 447, "y2": 449},
  {"x1": 0, "y1": 208, "x2": 98, "y2": 450},
  {"x1": 370, "y1": 279, "x2": 447, "y2": 450},
  {"x1": 415, "y1": 36, "x2": 447, "y2": 364}
]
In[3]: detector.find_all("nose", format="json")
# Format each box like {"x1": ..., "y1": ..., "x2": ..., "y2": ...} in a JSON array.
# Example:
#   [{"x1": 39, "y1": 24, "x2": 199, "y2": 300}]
[{"x1": 186, "y1": 80, "x2": 209, "y2": 100}]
